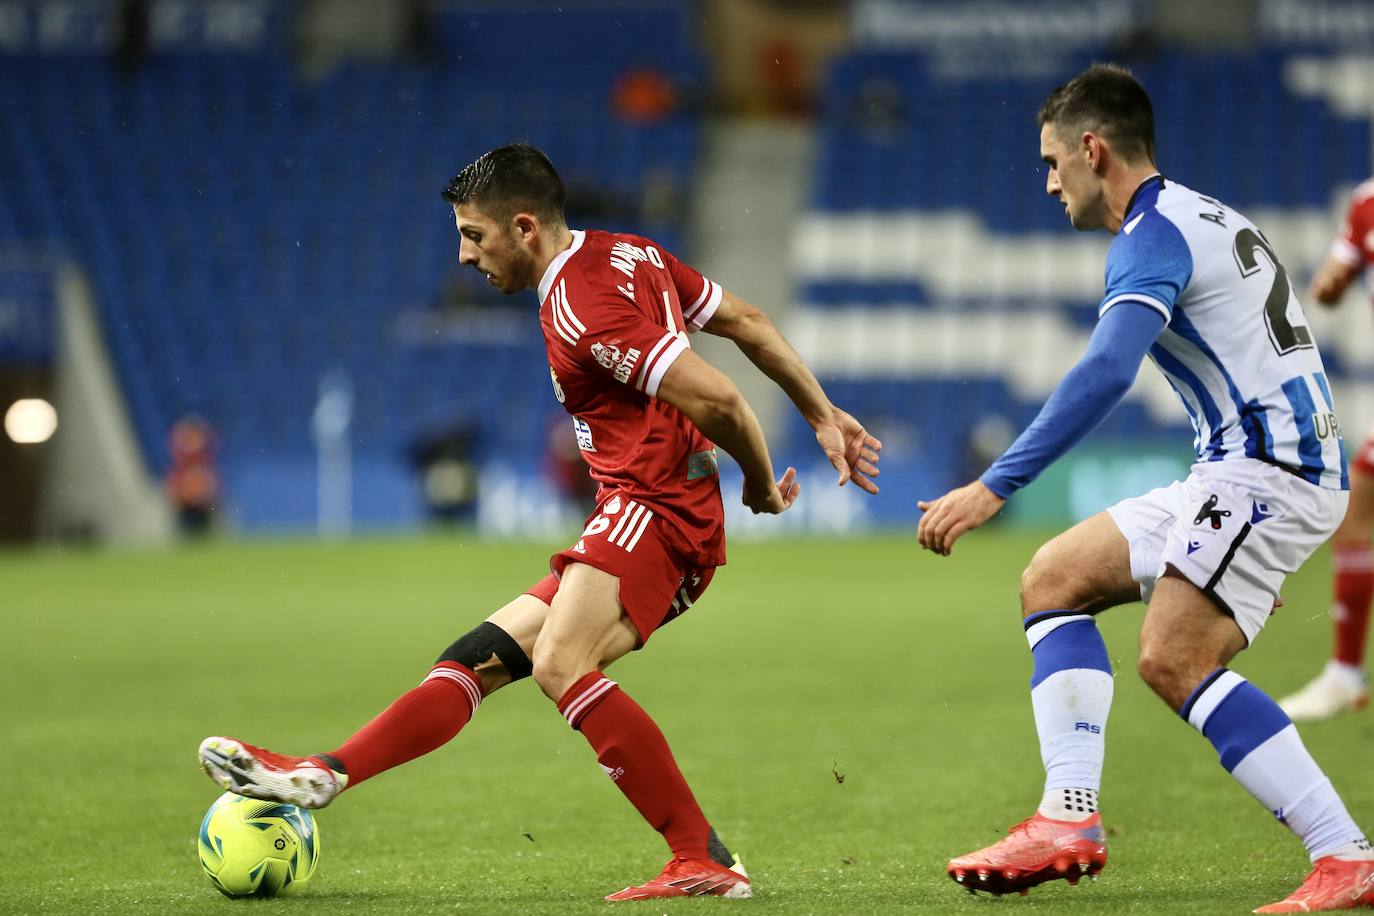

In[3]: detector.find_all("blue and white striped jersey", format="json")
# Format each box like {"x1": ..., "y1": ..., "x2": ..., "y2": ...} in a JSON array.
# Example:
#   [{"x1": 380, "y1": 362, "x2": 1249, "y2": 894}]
[{"x1": 1102, "y1": 176, "x2": 1347, "y2": 490}]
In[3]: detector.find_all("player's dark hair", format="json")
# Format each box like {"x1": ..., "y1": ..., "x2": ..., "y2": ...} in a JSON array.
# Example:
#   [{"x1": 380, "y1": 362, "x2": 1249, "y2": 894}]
[
  {"x1": 1038, "y1": 63, "x2": 1155, "y2": 165},
  {"x1": 441, "y1": 143, "x2": 566, "y2": 226}
]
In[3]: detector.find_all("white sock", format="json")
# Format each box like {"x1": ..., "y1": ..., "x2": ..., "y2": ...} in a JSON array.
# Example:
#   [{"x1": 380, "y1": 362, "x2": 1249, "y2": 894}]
[
  {"x1": 1025, "y1": 613, "x2": 1114, "y2": 815},
  {"x1": 1038, "y1": 787, "x2": 1099, "y2": 822},
  {"x1": 1183, "y1": 669, "x2": 1368, "y2": 861},
  {"x1": 1326, "y1": 659, "x2": 1366, "y2": 687}
]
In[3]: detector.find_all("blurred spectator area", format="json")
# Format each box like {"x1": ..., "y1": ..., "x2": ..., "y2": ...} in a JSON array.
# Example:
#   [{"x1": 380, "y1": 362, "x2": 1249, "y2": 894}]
[
  {"x1": 783, "y1": 33, "x2": 1374, "y2": 516},
  {"x1": 0, "y1": 0, "x2": 704, "y2": 529}
]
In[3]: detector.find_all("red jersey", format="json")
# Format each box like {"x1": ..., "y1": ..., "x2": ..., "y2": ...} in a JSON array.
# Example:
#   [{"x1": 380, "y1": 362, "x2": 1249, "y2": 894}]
[
  {"x1": 1334, "y1": 179, "x2": 1374, "y2": 299},
  {"x1": 538, "y1": 229, "x2": 727, "y2": 568}
]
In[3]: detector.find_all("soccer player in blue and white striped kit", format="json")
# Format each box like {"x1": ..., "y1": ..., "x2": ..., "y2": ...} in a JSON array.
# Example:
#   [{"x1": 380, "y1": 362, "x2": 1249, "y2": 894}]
[{"x1": 918, "y1": 63, "x2": 1373, "y2": 913}]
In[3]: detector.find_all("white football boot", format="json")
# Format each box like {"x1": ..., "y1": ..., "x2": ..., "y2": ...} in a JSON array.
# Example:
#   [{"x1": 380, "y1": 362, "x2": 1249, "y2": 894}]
[{"x1": 1278, "y1": 661, "x2": 1370, "y2": 722}]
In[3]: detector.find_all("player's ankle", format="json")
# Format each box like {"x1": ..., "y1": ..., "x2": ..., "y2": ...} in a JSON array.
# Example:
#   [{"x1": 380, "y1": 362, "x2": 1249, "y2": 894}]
[
  {"x1": 1326, "y1": 659, "x2": 1367, "y2": 684},
  {"x1": 1323, "y1": 838, "x2": 1374, "y2": 862},
  {"x1": 1038, "y1": 787, "x2": 1099, "y2": 822}
]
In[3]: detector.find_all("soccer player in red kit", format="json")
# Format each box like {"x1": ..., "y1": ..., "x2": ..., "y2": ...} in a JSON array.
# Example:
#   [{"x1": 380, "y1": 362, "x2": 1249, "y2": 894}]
[
  {"x1": 198, "y1": 144, "x2": 882, "y2": 901},
  {"x1": 1280, "y1": 178, "x2": 1374, "y2": 722}
]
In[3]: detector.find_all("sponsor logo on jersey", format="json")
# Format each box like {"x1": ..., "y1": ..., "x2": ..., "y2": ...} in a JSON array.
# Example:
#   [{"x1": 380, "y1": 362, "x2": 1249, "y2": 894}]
[
  {"x1": 1314, "y1": 411, "x2": 1341, "y2": 441},
  {"x1": 549, "y1": 366, "x2": 565, "y2": 403},
  {"x1": 573, "y1": 416, "x2": 595, "y2": 452},
  {"x1": 591, "y1": 341, "x2": 622, "y2": 369},
  {"x1": 614, "y1": 347, "x2": 641, "y2": 384},
  {"x1": 1192, "y1": 494, "x2": 1230, "y2": 530}
]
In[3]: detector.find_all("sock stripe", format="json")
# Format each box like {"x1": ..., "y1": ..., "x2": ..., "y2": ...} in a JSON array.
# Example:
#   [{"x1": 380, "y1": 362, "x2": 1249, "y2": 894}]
[
  {"x1": 424, "y1": 665, "x2": 482, "y2": 711},
  {"x1": 563, "y1": 676, "x2": 618, "y2": 727},
  {"x1": 1025, "y1": 611, "x2": 1093, "y2": 650},
  {"x1": 1181, "y1": 669, "x2": 1244, "y2": 731}
]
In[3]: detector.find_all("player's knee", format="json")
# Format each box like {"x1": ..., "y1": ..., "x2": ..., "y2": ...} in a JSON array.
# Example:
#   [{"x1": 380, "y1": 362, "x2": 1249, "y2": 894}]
[
  {"x1": 1136, "y1": 641, "x2": 1192, "y2": 709},
  {"x1": 1020, "y1": 546, "x2": 1073, "y2": 616},
  {"x1": 437, "y1": 622, "x2": 532, "y2": 691},
  {"x1": 529, "y1": 643, "x2": 582, "y2": 701}
]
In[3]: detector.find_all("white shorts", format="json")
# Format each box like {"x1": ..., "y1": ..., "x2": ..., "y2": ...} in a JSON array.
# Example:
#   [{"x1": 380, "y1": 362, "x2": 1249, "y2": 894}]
[{"x1": 1106, "y1": 458, "x2": 1348, "y2": 644}]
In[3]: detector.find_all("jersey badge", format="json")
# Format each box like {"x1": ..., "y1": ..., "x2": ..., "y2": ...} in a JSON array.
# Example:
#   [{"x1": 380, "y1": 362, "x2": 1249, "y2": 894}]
[
  {"x1": 549, "y1": 367, "x2": 565, "y2": 404},
  {"x1": 1250, "y1": 501, "x2": 1273, "y2": 524},
  {"x1": 687, "y1": 449, "x2": 719, "y2": 481}
]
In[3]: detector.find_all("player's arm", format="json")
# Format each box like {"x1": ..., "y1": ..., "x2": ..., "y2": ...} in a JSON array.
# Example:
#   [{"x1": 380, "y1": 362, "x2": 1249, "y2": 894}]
[
  {"x1": 1309, "y1": 252, "x2": 1361, "y2": 306},
  {"x1": 700, "y1": 288, "x2": 882, "y2": 493},
  {"x1": 917, "y1": 303, "x2": 1166, "y2": 555},
  {"x1": 654, "y1": 348, "x2": 798, "y2": 515}
]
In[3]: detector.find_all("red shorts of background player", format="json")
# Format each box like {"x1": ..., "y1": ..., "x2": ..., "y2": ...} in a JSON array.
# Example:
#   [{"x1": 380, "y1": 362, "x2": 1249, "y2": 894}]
[
  {"x1": 1353, "y1": 425, "x2": 1374, "y2": 477},
  {"x1": 526, "y1": 492, "x2": 717, "y2": 646}
]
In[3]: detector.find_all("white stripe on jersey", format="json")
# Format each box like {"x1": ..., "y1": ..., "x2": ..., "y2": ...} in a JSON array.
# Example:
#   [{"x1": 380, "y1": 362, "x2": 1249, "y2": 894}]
[
  {"x1": 642, "y1": 335, "x2": 688, "y2": 398},
  {"x1": 1099, "y1": 292, "x2": 1170, "y2": 322},
  {"x1": 549, "y1": 280, "x2": 581, "y2": 347},
  {"x1": 684, "y1": 279, "x2": 722, "y2": 330},
  {"x1": 1117, "y1": 179, "x2": 1347, "y2": 489}
]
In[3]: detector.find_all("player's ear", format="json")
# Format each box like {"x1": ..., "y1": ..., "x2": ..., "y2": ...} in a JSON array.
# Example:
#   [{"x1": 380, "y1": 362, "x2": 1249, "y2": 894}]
[{"x1": 513, "y1": 212, "x2": 539, "y2": 242}]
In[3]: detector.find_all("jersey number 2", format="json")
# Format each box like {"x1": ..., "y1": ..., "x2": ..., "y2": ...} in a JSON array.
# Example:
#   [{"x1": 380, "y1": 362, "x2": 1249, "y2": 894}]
[{"x1": 1233, "y1": 228, "x2": 1313, "y2": 356}]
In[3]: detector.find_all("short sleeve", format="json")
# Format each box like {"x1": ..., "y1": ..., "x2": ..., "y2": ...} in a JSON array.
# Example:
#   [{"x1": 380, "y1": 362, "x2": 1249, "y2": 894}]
[
  {"x1": 552, "y1": 281, "x2": 687, "y2": 398},
  {"x1": 663, "y1": 249, "x2": 723, "y2": 331},
  {"x1": 1099, "y1": 211, "x2": 1193, "y2": 322},
  {"x1": 1333, "y1": 190, "x2": 1374, "y2": 267}
]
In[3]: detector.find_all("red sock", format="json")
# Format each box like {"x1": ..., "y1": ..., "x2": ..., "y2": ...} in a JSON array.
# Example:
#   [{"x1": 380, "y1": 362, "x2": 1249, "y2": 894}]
[
  {"x1": 1333, "y1": 543, "x2": 1374, "y2": 668},
  {"x1": 558, "y1": 672, "x2": 711, "y2": 860},
  {"x1": 326, "y1": 662, "x2": 482, "y2": 786}
]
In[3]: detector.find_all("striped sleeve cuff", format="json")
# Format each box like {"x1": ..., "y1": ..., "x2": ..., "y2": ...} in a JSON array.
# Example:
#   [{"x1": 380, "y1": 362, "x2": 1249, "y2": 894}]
[
  {"x1": 637, "y1": 332, "x2": 690, "y2": 397},
  {"x1": 1099, "y1": 292, "x2": 1171, "y2": 322},
  {"x1": 683, "y1": 279, "x2": 723, "y2": 331}
]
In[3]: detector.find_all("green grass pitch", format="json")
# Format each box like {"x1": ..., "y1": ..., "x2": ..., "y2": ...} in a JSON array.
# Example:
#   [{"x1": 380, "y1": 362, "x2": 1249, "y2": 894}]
[{"x1": 2, "y1": 530, "x2": 1369, "y2": 914}]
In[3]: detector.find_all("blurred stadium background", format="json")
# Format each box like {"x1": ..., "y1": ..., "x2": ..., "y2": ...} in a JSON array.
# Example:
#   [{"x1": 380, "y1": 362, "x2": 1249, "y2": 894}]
[{"x1": 0, "y1": 0, "x2": 1371, "y2": 543}]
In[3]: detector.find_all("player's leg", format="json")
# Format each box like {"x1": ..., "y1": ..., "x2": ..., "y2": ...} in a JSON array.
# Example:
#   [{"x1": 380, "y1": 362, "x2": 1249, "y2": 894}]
[
  {"x1": 949, "y1": 511, "x2": 1139, "y2": 895},
  {"x1": 531, "y1": 561, "x2": 749, "y2": 900},
  {"x1": 198, "y1": 591, "x2": 548, "y2": 808},
  {"x1": 1279, "y1": 463, "x2": 1374, "y2": 721},
  {"x1": 1140, "y1": 573, "x2": 1374, "y2": 912},
  {"x1": 1139, "y1": 471, "x2": 1374, "y2": 912}
]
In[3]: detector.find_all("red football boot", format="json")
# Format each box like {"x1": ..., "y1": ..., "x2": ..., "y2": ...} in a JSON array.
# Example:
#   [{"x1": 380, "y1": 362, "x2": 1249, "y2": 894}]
[
  {"x1": 948, "y1": 812, "x2": 1108, "y2": 896},
  {"x1": 605, "y1": 856, "x2": 752, "y2": 901},
  {"x1": 1254, "y1": 856, "x2": 1374, "y2": 913},
  {"x1": 199, "y1": 736, "x2": 347, "y2": 809}
]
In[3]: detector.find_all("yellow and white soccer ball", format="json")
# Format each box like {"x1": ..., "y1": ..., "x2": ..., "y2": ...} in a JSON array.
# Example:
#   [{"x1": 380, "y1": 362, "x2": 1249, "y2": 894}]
[{"x1": 197, "y1": 792, "x2": 321, "y2": 897}]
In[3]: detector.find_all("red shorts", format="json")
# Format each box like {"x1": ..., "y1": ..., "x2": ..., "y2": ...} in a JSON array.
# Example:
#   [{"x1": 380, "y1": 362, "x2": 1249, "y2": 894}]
[
  {"x1": 1354, "y1": 425, "x2": 1374, "y2": 477},
  {"x1": 526, "y1": 492, "x2": 716, "y2": 645}
]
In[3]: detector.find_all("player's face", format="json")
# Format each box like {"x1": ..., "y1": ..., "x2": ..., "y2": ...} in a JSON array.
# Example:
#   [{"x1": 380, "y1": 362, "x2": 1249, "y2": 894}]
[
  {"x1": 452, "y1": 203, "x2": 537, "y2": 294},
  {"x1": 1040, "y1": 122, "x2": 1105, "y2": 231}
]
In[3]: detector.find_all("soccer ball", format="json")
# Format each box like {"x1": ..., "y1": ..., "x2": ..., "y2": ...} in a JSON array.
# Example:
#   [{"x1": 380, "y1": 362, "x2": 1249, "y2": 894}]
[{"x1": 197, "y1": 792, "x2": 321, "y2": 897}]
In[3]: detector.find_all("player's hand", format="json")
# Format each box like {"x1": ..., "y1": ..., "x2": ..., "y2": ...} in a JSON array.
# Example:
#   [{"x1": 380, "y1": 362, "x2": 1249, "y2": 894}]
[
  {"x1": 813, "y1": 406, "x2": 882, "y2": 494},
  {"x1": 917, "y1": 480, "x2": 1005, "y2": 556},
  {"x1": 743, "y1": 467, "x2": 800, "y2": 515}
]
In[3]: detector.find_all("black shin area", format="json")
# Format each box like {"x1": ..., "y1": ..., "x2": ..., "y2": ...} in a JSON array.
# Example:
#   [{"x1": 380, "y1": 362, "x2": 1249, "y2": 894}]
[
  {"x1": 708, "y1": 828, "x2": 735, "y2": 868},
  {"x1": 437, "y1": 622, "x2": 532, "y2": 682}
]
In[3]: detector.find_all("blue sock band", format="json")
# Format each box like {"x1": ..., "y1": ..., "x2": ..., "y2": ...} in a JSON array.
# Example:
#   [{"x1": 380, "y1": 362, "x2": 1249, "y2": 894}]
[
  {"x1": 1180, "y1": 669, "x2": 1292, "y2": 772},
  {"x1": 1029, "y1": 617, "x2": 1112, "y2": 689}
]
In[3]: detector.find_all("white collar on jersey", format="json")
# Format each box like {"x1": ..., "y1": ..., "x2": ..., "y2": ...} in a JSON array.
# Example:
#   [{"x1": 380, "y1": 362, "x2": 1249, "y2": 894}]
[{"x1": 537, "y1": 229, "x2": 585, "y2": 303}]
